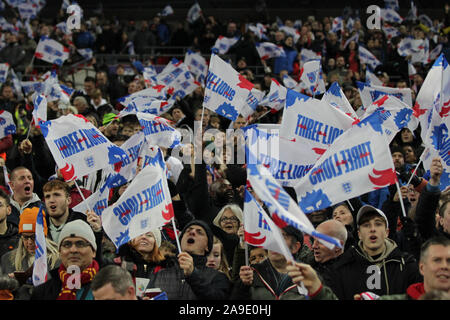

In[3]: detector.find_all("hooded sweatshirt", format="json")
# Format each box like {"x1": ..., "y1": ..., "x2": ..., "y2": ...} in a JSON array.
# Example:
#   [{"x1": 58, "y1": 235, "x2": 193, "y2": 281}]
[{"x1": 327, "y1": 238, "x2": 423, "y2": 300}]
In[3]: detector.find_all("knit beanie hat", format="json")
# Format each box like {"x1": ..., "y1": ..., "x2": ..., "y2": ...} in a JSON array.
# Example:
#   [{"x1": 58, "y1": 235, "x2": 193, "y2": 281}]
[
  {"x1": 19, "y1": 207, "x2": 47, "y2": 236},
  {"x1": 57, "y1": 220, "x2": 97, "y2": 251},
  {"x1": 179, "y1": 220, "x2": 214, "y2": 254},
  {"x1": 150, "y1": 228, "x2": 162, "y2": 248}
]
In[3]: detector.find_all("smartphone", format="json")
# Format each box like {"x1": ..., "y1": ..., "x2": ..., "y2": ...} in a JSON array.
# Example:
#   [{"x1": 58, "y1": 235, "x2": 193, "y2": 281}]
[{"x1": 144, "y1": 288, "x2": 162, "y2": 299}]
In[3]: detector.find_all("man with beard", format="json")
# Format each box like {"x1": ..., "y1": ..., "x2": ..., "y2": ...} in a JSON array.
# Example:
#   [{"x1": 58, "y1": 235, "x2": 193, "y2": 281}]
[
  {"x1": 42, "y1": 180, "x2": 103, "y2": 260},
  {"x1": 7, "y1": 167, "x2": 43, "y2": 227}
]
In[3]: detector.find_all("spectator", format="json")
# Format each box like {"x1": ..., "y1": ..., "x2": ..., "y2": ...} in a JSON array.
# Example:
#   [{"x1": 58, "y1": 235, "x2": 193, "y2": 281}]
[
  {"x1": 327, "y1": 205, "x2": 423, "y2": 299},
  {"x1": 31, "y1": 220, "x2": 100, "y2": 300},
  {"x1": 206, "y1": 236, "x2": 232, "y2": 280},
  {"x1": 7, "y1": 167, "x2": 43, "y2": 228},
  {"x1": 372, "y1": 237, "x2": 450, "y2": 300},
  {"x1": 0, "y1": 32, "x2": 26, "y2": 73},
  {"x1": 134, "y1": 20, "x2": 157, "y2": 54},
  {"x1": 91, "y1": 265, "x2": 138, "y2": 300},
  {"x1": 0, "y1": 189, "x2": 19, "y2": 259},
  {"x1": 0, "y1": 207, "x2": 60, "y2": 299}
]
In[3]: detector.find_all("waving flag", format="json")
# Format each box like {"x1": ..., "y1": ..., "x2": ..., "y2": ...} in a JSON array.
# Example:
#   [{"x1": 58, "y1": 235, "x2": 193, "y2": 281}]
[
  {"x1": 77, "y1": 48, "x2": 93, "y2": 60},
  {"x1": 343, "y1": 33, "x2": 359, "y2": 49},
  {"x1": 142, "y1": 65, "x2": 158, "y2": 87},
  {"x1": 118, "y1": 84, "x2": 168, "y2": 107},
  {"x1": 381, "y1": 8, "x2": 403, "y2": 23},
  {"x1": 255, "y1": 42, "x2": 285, "y2": 61},
  {"x1": 259, "y1": 78, "x2": 287, "y2": 111},
  {"x1": 203, "y1": 53, "x2": 252, "y2": 121},
  {"x1": 34, "y1": 36, "x2": 70, "y2": 66},
  {"x1": 72, "y1": 180, "x2": 111, "y2": 216},
  {"x1": 103, "y1": 131, "x2": 145, "y2": 185},
  {"x1": 362, "y1": 95, "x2": 414, "y2": 143},
  {"x1": 9, "y1": 68, "x2": 24, "y2": 101},
  {"x1": 382, "y1": 25, "x2": 400, "y2": 42},
  {"x1": 331, "y1": 16, "x2": 344, "y2": 34},
  {"x1": 280, "y1": 89, "x2": 354, "y2": 160},
  {"x1": 428, "y1": 44, "x2": 443, "y2": 64},
  {"x1": 299, "y1": 59, "x2": 326, "y2": 96},
  {"x1": 245, "y1": 123, "x2": 313, "y2": 187},
  {"x1": 32, "y1": 205, "x2": 47, "y2": 286},
  {"x1": 279, "y1": 25, "x2": 300, "y2": 43},
  {"x1": 247, "y1": 162, "x2": 341, "y2": 249},
  {"x1": 356, "y1": 81, "x2": 413, "y2": 108},
  {"x1": 0, "y1": 110, "x2": 16, "y2": 139},
  {"x1": 47, "y1": 83, "x2": 72, "y2": 104},
  {"x1": 299, "y1": 48, "x2": 321, "y2": 67},
  {"x1": 137, "y1": 112, "x2": 181, "y2": 149},
  {"x1": 21, "y1": 81, "x2": 42, "y2": 95},
  {"x1": 40, "y1": 114, "x2": 128, "y2": 182},
  {"x1": 422, "y1": 109, "x2": 450, "y2": 191},
  {"x1": 101, "y1": 161, "x2": 174, "y2": 249},
  {"x1": 384, "y1": 0, "x2": 399, "y2": 11},
  {"x1": 322, "y1": 81, "x2": 358, "y2": 120},
  {"x1": 32, "y1": 94, "x2": 47, "y2": 126},
  {"x1": 248, "y1": 23, "x2": 268, "y2": 40},
  {"x1": 359, "y1": 46, "x2": 381, "y2": 70},
  {"x1": 411, "y1": 54, "x2": 446, "y2": 138},
  {"x1": 0, "y1": 63, "x2": 8, "y2": 83},
  {"x1": 282, "y1": 74, "x2": 300, "y2": 91},
  {"x1": 397, "y1": 37, "x2": 429, "y2": 64},
  {"x1": 159, "y1": 4, "x2": 174, "y2": 16},
  {"x1": 240, "y1": 87, "x2": 265, "y2": 120},
  {"x1": 184, "y1": 49, "x2": 208, "y2": 84},
  {"x1": 244, "y1": 189, "x2": 293, "y2": 260},
  {"x1": 212, "y1": 35, "x2": 240, "y2": 54},
  {"x1": 187, "y1": 2, "x2": 201, "y2": 24},
  {"x1": 365, "y1": 68, "x2": 383, "y2": 87},
  {"x1": 158, "y1": 59, "x2": 200, "y2": 101},
  {"x1": 127, "y1": 97, "x2": 172, "y2": 116},
  {"x1": 294, "y1": 112, "x2": 397, "y2": 214}
]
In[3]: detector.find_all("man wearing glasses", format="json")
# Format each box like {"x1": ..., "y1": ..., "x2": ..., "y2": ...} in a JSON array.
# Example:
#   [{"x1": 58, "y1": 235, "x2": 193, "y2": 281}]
[{"x1": 31, "y1": 220, "x2": 100, "y2": 300}]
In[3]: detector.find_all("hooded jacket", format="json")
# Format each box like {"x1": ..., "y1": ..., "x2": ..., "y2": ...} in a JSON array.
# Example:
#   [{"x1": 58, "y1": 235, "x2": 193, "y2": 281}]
[{"x1": 327, "y1": 239, "x2": 423, "y2": 300}]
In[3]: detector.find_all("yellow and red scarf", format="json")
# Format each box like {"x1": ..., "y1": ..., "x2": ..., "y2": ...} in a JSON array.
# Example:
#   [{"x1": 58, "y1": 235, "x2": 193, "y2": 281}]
[{"x1": 57, "y1": 260, "x2": 99, "y2": 300}]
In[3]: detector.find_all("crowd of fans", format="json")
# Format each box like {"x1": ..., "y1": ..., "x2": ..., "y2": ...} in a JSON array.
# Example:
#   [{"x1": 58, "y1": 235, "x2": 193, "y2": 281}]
[{"x1": 0, "y1": 1, "x2": 449, "y2": 302}]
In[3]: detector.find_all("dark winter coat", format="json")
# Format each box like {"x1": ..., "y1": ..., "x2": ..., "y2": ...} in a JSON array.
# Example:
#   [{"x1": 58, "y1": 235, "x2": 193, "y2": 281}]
[{"x1": 327, "y1": 239, "x2": 423, "y2": 300}]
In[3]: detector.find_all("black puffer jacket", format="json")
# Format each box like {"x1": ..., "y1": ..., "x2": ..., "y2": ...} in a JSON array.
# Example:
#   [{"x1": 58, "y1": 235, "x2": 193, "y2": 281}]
[
  {"x1": 327, "y1": 239, "x2": 423, "y2": 300},
  {"x1": 146, "y1": 254, "x2": 232, "y2": 300}
]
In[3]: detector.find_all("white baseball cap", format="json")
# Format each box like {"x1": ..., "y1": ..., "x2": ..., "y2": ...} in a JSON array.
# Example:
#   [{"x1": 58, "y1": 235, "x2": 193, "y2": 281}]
[{"x1": 356, "y1": 205, "x2": 389, "y2": 229}]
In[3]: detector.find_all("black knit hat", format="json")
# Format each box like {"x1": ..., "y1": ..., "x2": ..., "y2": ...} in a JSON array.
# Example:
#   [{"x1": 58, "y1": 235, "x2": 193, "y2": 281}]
[{"x1": 180, "y1": 220, "x2": 214, "y2": 255}]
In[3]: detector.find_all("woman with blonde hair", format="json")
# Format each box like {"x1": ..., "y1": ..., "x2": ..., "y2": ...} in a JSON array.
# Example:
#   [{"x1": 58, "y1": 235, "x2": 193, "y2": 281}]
[
  {"x1": 207, "y1": 237, "x2": 232, "y2": 280},
  {"x1": 0, "y1": 207, "x2": 60, "y2": 299},
  {"x1": 211, "y1": 204, "x2": 243, "y2": 267}
]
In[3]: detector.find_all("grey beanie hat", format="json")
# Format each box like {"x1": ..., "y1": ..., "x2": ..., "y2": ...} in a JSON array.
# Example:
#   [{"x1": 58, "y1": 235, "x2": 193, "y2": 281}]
[{"x1": 58, "y1": 220, "x2": 97, "y2": 251}]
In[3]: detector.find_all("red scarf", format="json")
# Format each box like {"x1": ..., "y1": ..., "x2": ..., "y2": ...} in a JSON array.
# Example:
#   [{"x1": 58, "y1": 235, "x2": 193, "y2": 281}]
[
  {"x1": 406, "y1": 282, "x2": 426, "y2": 300},
  {"x1": 57, "y1": 260, "x2": 99, "y2": 300}
]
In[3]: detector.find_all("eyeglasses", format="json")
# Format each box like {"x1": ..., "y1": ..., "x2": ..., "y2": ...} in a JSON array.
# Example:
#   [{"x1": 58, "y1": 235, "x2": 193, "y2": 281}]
[
  {"x1": 219, "y1": 216, "x2": 239, "y2": 223},
  {"x1": 60, "y1": 240, "x2": 91, "y2": 249},
  {"x1": 22, "y1": 234, "x2": 35, "y2": 241}
]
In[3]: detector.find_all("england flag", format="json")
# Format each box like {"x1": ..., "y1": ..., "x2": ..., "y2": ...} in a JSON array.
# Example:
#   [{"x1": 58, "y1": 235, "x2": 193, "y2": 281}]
[{"x1": 34, "y1": 36, "x2": 70, "y2": 66}]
